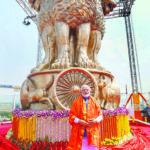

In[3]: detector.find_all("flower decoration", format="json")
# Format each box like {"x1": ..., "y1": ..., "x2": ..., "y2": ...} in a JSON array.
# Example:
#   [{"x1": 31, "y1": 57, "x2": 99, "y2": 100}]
[
  {"x1": 102, "y1": 107, "x2": 129, "y2": 117},
  {"x1": 12, "y1": 109, "x2": 70, "y2": 119},
  {"x1": 12, "y1": 107, "x2": 128, "y2": 119}
]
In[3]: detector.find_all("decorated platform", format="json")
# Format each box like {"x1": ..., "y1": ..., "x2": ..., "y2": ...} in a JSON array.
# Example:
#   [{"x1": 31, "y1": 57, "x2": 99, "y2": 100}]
[
  {"x1": 5, "y1": 107, "x2": 132, "y2": 149},
  {"x1": 1, "y1": 117, "x2": 150, "y2": 150}
]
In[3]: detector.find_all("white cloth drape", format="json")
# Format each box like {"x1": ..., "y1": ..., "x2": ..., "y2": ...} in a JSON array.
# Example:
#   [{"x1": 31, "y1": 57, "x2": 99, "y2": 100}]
[{"x1": 81, "y1": 137, "x2": 98, "y2": 150}]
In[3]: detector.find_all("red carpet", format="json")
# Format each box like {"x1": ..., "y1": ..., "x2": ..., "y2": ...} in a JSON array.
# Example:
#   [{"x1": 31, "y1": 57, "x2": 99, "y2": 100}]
[
  {"x1": 0, "y1": 123, "x2": 12, "y2": 137},
  {"x1": 100, "y1": 120, "x2": 150, "y2": 150},
  {"x1": 0, "y1": 136, "x2": 20, "y2": 150},
  {"x1": 0, "y1": 121, "x2": 150, "y2": 150}
]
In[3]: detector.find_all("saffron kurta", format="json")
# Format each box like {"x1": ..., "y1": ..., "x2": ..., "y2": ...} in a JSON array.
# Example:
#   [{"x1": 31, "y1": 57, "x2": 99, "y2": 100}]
[{"x1": 67, "y1": 95, "x2": 102, "y2": 150}]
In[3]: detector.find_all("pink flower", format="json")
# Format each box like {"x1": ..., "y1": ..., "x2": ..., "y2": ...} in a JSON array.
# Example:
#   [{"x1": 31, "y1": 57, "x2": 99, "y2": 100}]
[
  {"x1": 49, "y1": 142, "x2": 53, "y2": 147},
  {"x1": 64, "y1": 141, "x2": 68, "y2": 146},
  {"x1": 30, "y1": 147, "x2": 35, "y2": 150},
  {"x1": 36, "y1": 145, "x2": 40, "y2": 150},
  {"x1": 30, "y1": 144, "x2": 35, "y2": 150},
  {"x1": 43, "y1": 141, "x2": 48, "y2": 147},
  {"x1": 39, "y1": 140, "x2": 43, "y2": 146},
  {"x1": 35, "y1": 141, "x2": 38, "y2": 146}
]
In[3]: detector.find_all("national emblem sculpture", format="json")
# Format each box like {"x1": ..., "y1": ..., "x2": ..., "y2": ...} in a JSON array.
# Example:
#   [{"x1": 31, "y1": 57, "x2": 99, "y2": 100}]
[{"x1": 20, "y1": 0, "x2": 120, "y2": 110}]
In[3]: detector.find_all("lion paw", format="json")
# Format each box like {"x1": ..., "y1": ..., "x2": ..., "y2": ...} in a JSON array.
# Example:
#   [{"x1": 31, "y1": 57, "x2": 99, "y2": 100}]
[
  {"x1": 77, "y1": 55, "x2": 96, "y2": 68},
  {"x1": 52, "y1": 57, "x2": 70, "y2": 69}
]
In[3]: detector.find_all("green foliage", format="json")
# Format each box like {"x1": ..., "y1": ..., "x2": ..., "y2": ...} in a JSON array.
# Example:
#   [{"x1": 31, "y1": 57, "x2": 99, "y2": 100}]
[
  {"x1": 44, "y1": 136, "x2": 49, "y2": 142},
  {"x1": 6, "y1": 128, "x2": 13, "y2": 139},
  {"x1": 0, "y1": 111, "x2": 12, "y2": 119}
]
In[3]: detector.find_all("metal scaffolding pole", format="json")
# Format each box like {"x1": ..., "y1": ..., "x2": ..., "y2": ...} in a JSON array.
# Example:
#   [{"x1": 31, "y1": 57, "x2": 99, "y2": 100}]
[{"x1": 124, "y1": 15, "x2": 138, "y2": 94}]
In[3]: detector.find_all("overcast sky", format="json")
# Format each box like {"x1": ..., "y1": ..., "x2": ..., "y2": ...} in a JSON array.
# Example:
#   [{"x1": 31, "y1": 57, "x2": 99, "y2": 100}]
[{"x1": 0, "y1": 0, "x2": 150, "y2": 105}]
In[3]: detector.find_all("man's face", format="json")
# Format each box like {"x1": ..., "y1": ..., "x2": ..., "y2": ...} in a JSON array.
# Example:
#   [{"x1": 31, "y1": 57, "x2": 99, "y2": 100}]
[{"x1": 81, "y1": 86, "x2": 91, "y2": 98}]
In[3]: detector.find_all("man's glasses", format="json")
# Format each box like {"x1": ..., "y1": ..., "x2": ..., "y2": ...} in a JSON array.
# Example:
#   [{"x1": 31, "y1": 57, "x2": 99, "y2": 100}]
[{"x1": 81, "y1": 89, "x2": 90, "y2": 92}]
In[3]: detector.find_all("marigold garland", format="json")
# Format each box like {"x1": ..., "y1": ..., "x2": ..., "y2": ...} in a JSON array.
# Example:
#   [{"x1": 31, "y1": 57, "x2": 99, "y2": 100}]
[{"x1": 11, "y1": 107, "x2": 131, "y2": 147}]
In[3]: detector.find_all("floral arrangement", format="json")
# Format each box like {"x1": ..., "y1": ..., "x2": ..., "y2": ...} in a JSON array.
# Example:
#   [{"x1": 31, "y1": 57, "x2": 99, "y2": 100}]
[
  {"x1": 10, "y1": 135, "x2": 32, "y2": 150},
  {"x1": 11, "y1": 107, "x2": 130, "y2": 149},
  {"x1": 12, "y1": 109, "x2": 69, "y2": 119},
  {"x1": 102, "y1": 107, "x2": 129, "y2": 117},
  {"x1": 30, "y1": 140, "x2": 68, "y2": 150},
  {"x1": 12, "y1": 107, "x2": 128, "y2": 118},
  {"x1": 10, "y1": 135, "x2": 68, "y2": 150},
  {"x1": 101, "y1": 137, "x2": 120, "y2": 145}
]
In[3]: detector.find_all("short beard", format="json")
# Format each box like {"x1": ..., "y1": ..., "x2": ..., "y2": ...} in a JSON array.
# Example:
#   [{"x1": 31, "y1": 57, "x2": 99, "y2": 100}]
[{"x1": 82, "y1": 93, "x2": 90, "y2": 98}]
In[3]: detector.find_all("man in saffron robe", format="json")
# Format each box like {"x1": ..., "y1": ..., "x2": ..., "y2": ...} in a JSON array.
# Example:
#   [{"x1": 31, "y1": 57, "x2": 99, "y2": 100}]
[{"x1": 67, "y1": 84, "x2": 103, "y2": 150}]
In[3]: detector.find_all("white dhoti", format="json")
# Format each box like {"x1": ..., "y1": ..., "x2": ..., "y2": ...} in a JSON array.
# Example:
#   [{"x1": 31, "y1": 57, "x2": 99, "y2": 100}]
[{"x1": 81, "y1": 137, "x2": 99, "y2": 150}]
